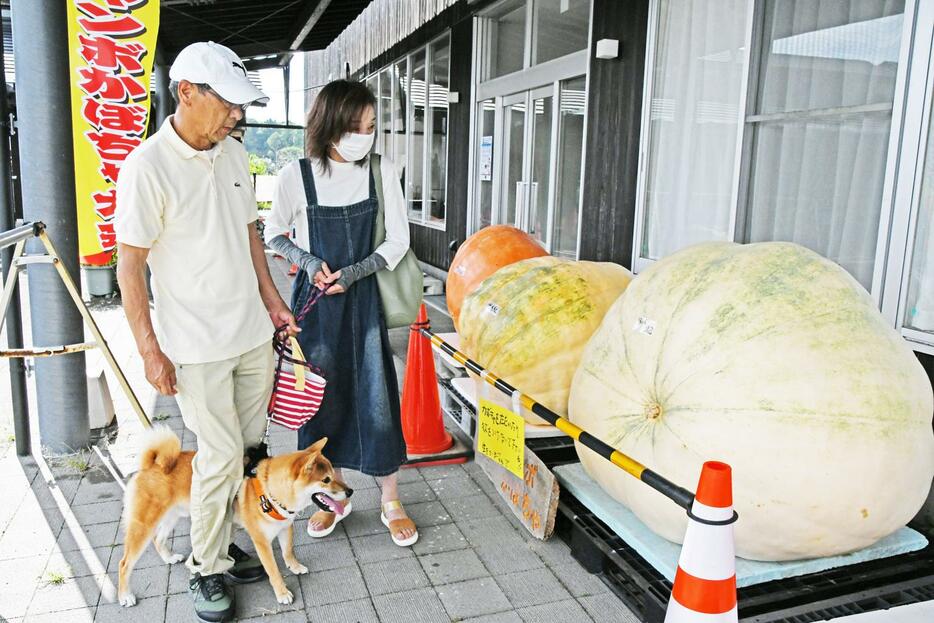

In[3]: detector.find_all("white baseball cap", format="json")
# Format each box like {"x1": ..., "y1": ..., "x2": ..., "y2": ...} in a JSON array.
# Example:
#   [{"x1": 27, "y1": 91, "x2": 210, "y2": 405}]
[{"x1": 169, "y1": 41, "x2": 269, "y2": 105}]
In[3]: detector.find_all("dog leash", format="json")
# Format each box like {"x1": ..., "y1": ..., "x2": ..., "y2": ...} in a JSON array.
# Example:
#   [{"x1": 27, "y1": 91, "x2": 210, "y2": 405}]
[{"x1": 247, "y1": 285, "x2": 329, "y2": 480}]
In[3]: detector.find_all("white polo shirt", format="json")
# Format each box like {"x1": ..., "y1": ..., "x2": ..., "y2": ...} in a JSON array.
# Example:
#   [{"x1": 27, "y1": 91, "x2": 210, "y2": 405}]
[{"x1": 115, "y1": 116, "x2": 272, "y2": 365}]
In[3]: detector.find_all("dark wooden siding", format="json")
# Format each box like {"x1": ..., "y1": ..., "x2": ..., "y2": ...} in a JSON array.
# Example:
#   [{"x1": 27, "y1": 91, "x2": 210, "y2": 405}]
[{"x1": 577, "y1": 0, "x2": 649, "y2": 268}]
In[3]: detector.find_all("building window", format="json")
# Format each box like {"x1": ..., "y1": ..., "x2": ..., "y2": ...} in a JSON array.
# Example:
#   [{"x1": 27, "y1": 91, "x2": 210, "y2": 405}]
[
  {"x1": 368, "y1": 33, "x2": 450, "y2": 229},
  {"x1": 553, "y1": 76, "x2": 586, "y2": 258},
  {"x1": 638, "y1": 0, "x2": 749, "y2": 263},
  {"x1": 480, "y1": 0, "x2": 590, "y2": 82},
  {"x1": 635, "y1": 0, "x2": 934, "y2": 352},
  {"x1": 469, "y1": 0, "x2": 590, "y2": 258},
  {"x1": 744, "y1": 1, "x2": 905, "y2": 290}
]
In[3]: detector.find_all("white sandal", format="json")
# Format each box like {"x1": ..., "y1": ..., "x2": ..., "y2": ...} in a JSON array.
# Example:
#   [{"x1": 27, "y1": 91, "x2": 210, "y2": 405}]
[
  {"x1": 380, "y1": 500, "x2": 419, "y2": 547},
  {"x1": 306, "y1": 501, "x2": 352, "y2": 538}
]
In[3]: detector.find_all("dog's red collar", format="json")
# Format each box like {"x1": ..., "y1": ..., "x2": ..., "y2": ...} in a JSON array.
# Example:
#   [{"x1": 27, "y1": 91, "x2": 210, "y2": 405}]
[{"x1": 250, "y1": 477, "x2": 294, "y2": 521}]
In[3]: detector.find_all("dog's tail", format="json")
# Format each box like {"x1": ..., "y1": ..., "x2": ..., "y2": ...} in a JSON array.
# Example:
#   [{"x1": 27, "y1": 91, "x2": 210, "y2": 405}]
[{"x1": 138, "y1": 425, "x2": 181, "y2": 474}]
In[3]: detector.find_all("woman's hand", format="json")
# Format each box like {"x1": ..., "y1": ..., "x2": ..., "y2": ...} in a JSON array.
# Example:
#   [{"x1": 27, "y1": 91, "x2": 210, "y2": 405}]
[
  {"x1": 313, "y1": 262, "x2": 342, "y2": 291},
  {"x1": 324, "y1": 282, "x2": 346, "y2": 295}
]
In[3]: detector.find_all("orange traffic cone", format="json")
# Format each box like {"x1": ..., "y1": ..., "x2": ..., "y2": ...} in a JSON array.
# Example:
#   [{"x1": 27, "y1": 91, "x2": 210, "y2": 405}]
[
  {"x1": 665, "y1": 461, "x2": 738, "y2": 623},
  {"x1": 400, "y1": 304, "x2": 453, "y2": 455}
]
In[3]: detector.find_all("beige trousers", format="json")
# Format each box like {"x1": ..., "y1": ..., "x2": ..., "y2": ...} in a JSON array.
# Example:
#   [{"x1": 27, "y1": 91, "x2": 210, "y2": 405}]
[{"x1": 174, "y1": 341, "x2": 274, "y2": 576}]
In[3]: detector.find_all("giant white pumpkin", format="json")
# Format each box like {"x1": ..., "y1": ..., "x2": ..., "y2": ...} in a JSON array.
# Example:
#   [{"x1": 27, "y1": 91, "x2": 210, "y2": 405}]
[
  {"x1": 569, "y1": 241, "x2": 934, "y2": 561},
  {"x1": 460, "y1": 256, "x2": 632, "y2": 424}
]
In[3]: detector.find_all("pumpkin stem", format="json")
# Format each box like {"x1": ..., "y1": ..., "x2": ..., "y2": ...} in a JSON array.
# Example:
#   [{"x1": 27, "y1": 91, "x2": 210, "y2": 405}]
[{"x1": 644, "y1": 403, "x2": 663, "y2": 420}]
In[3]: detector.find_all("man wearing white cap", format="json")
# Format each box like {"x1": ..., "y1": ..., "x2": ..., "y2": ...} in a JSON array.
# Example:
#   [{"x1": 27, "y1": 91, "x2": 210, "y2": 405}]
[{"x1": 115, "y1": 41, "x2": 297, "y2": 622}]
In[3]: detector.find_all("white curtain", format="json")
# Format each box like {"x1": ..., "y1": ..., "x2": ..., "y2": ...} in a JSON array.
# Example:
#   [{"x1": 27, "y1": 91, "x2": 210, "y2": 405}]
[
  {"x1": 907, "y1": 114, "x2": 934, "y2": 331},
  {"x1": 746, "y1": 0, "x2": 905, "y2": 290},
  {"x1": 643, "y1": 0, "x2": 751, "y2": 260}
]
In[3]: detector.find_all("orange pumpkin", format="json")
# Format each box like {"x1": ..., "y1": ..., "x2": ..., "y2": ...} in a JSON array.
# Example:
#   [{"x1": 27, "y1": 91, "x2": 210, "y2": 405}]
[{"x1": 447, "y1": 225, "x2": 548, "y2": 329}]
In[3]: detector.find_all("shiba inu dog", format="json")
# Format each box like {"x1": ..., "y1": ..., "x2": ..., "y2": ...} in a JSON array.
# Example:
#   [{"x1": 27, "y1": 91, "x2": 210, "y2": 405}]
[{"x1": 118, "y1": 427, "x2": 351, "y2": 606}]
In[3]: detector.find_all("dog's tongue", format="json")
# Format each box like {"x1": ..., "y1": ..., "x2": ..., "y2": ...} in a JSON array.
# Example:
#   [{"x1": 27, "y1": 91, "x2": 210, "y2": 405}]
[{"x1": 321, "y1": 494, "x2": 347, "y2": 516}]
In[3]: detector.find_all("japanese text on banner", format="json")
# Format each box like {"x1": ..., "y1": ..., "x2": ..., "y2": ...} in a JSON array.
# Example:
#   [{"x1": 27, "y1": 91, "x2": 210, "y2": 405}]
[
  {"x1": 477, "y1": 399, "x2": 525, "y2": 478},
  {"x1": 67, "y1": 0, "x2": 159, "y2": 264}
]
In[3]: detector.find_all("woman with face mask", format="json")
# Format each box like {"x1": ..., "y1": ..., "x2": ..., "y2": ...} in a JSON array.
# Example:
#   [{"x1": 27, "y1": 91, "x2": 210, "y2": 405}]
[{"x1": 264, "y1": 80, "x2": 417, "y2": 546}]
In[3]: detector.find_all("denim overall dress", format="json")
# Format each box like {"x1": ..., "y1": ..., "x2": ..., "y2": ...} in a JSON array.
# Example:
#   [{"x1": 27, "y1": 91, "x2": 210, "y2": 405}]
[{"x1": 291, "y1": 158, "x2": 407, "y2": 476}]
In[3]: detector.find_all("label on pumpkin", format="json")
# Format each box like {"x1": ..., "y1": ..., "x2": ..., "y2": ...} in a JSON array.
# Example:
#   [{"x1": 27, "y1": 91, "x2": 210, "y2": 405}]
[
  {"x1": 633, "y1": 315, "x2": 656, "y2": 336},
  {"x1": 485, "y1": 302, "x2": 501, "y2": 317},
  {"x1": 477, "y1": 399, "x2": 525, "y2": 478}
]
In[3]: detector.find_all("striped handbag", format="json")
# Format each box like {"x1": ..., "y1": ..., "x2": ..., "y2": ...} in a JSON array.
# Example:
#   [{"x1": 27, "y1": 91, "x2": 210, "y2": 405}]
[{"x1": 267, "y1": 288, "x2": 327, "y2": 430}]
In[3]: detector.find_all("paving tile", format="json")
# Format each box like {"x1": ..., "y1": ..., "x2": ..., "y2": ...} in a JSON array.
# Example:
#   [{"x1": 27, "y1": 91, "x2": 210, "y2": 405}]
[
  {"x1": 458, "y1": 516, "x2": 527, "y2": 549},
  {"x1": 27, "y1": 574, "x2": 103, "y2": 615},
  {"x1": 517, "y1": 599, "x2": 593, "y2": 622},
  {"x1": 494, "y1": 568, "x2": 571, "y2": 608},
  {"x1": 0, "y1": 583, "x2": 35, "y2": 619},
  {"x1": 0, "y1": 517, "x2": 62, "y2": 560},
  {"x1": 372, "y1": 587, "x2": 449, "y2": 623},
  {"x1": 349, "y1": 533, "x2": 415, "y2": 564},
  {"x1": 105, "y1": 564, "x2": 168, "y2": 603},
  {"x1": 44, "y1": 546, "x2": 113, "y2": 580},
  {"x1": 0, "y1": 552, "x2": 53, "y2": 594},
  {"x1": 340, "y1": 486, "x2": 381, "y2": 512},
  {"x1": 23, "y1": 479, "x2": 81, "y2": 510},
  {"x1": 412, "y1": 522, "x2": 469, "y2": 556},
  {"x1": 340, "y1": 469, "x2": 378, "y2": 490},
  {"x1": 167, "y1": 562, "x2": 189, "y2": 594},
  {"x1": 420, "y1": 548, "x2": 489, "y2": 586},
  {"x1": 418, "y1": 464, "x2": 467, "y2": 480},
  {"x1": 550, "y1": 562, "x2": 608, "y2": 597},
  {"x1": 398, "y1": 480, "x2": 438, "y2": 505},
  {"x1": 527, "y1": 537, "x2": 578, "y2": 568},
  {"x1": 428, "y1": 473, "x2": 484, "y2": 500},
  {"x1": 474, "y1": 545, "x2": 545, "y2": 575},
  {"x1": 360, "y1": 557, "x2": 431, "y2": 595},
  {"x1": 24, "y1": 606, "x2": 96, "y2": 622},
  {"x1": 242, "y1": 610, "x2": 308, "y2": 623},
  {"x1": 396, "y1": 466, "x2": 427, "y2": 484},
  {"x1": 71, "y1": 501, "x2": 124, "y2": 526},
  {"x1": 70, "y1": 480, "x2": 123, "y2": 507},
  {"x1": 436, "y1": 577, "x2": 512, "y2": 620},
  {"x1": 442, "y1": 493, "x2": 504, "y2": 522},
  {"x1": 298, "y1": 563, "x2": 368, "y2": 607},
  {"x1": 95, "y1": 594, "x2": 166, "y2": 623},
  {"x1": 164, "y1": 592, "x2": 189, "y2": 621},
  {"x1": 342, "y1": 508, "x2": 386, "y2": 538},
  {"x1": 290, "y1": 537, "x2": 356, "y2": 572},
  {"x1": 579, "y1": 593, "x2": 642, "y2": 623},
  {"x1": 233, "y1": 572, "x2": 304, "y2": 619},
  {"x1": 57, "y1": 521, "x2": 120, "y2": 551},
  {"x1": 106, "y1": 542, "x2": 170, "y2": 573},
  {"x1": 404, "y1": 501, "x2": 452, "y2": 528},
  {"x1": 463, "y1": 612, "x2": 524, "y2": 623},
  {"x1": 307, "y1": 597, "x2": 378, "y2": 623}
]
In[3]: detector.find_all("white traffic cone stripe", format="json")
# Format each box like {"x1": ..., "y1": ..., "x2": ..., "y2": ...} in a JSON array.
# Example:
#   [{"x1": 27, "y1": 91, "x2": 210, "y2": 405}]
[
  {"x1": 665, "y1": 596, "x2": 738, "y2": 623},
  {"x1": 678, "y1": 501, "x2": 735, "y2": 580},
  {"x1": 692, "y1": 499, "x2": 733, "y2": 521}
]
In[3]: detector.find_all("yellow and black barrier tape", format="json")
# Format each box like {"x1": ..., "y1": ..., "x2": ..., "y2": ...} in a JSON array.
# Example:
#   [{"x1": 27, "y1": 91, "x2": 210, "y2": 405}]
[{"x1": 423, "y1": 329, "x2": 696, "y2": 511}]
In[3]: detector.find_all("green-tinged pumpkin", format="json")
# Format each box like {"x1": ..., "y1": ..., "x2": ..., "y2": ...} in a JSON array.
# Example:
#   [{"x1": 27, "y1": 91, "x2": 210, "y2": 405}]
[
  {"x1": 459, "y1": 256, "x2": 632, "y2": 424},
  {"x1": 569, "y1": 241, "x2": 934, "y2": 561},
  {"x1": 447, "y1": 225, "x2": 549, "y2": 331}
]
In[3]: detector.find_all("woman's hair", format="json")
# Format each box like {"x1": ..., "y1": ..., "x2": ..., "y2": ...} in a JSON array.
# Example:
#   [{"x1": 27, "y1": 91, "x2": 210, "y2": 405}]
[{"x1": 305, "y1": 79, "x2": 377, "y2": 174}]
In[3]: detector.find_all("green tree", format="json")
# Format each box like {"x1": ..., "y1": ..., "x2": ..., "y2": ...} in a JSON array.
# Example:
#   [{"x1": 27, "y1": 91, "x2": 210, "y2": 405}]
[{"x1": 249, "y1": 153, "x2": 269, "y2": 175}]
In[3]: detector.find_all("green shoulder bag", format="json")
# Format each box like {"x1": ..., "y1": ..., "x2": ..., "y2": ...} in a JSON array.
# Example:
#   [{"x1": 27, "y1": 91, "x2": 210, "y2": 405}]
[{"x1": 371, "y1": 154, "x2": 424, "y2": 329}]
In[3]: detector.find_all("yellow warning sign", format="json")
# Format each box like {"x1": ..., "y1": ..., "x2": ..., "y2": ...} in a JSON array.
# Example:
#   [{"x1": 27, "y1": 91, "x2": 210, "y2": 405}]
[{"x1": 477, "y1": 399, "x2": 525, "y2": 478}]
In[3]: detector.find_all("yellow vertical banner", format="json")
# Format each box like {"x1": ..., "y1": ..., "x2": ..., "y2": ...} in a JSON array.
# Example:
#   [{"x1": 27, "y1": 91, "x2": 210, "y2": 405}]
[{"x1": 66, "y1": 0, "x2": 160, "y2": 265}]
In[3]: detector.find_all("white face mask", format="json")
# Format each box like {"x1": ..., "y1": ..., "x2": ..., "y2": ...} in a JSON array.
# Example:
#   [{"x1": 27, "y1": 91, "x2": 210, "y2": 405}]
[{"x1": 332, "y1": 132, "x2": 374, "y2": 162}]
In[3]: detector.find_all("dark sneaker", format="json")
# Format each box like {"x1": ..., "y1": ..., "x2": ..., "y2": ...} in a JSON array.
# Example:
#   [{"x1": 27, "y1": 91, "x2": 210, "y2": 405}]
[
  {"x1": 189, "y1": 573, "x2": 234, "y2": 623},
  {"x1": 224, "y1": 543, "x2": 266, "y2": 584}
]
